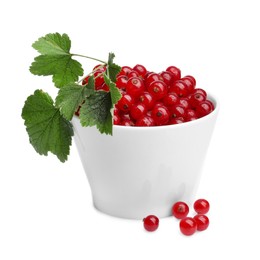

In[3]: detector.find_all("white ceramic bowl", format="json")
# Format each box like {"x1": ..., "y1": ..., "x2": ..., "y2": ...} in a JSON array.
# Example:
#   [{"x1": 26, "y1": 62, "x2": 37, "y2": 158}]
[{"x1": 72, "y1": 94, "x2": 219, "y2": 219}]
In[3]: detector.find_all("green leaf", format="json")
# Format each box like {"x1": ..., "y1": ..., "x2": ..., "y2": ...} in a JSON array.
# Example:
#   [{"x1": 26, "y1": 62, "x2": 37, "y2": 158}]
[
  {"x1": 30, "y1": 33, "x2": 83, "y2": 88},
  {"x1": 107, "y1": 52, "x2": 121, "y2": 83},
  {"x1": 55, "y1": 76, "x2": 95, "y2": 121},
  {"x1": 103, "y1": 74, "x2": 122, "y2": 106},
  {"x1": 22, "y1": 89, "x2": 73, "y2": 162},
  {"x1": 79, "y1": 91, "x2": 112, "y2": 135},
  {"x1": 32, "y1": 33, "x2": 71, "y2": 55}
]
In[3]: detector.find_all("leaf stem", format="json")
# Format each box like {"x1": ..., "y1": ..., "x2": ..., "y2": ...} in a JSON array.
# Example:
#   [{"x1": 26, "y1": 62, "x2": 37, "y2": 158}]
[{"x1": 72, "y1": 54, "x2": 106, "y2": 64}]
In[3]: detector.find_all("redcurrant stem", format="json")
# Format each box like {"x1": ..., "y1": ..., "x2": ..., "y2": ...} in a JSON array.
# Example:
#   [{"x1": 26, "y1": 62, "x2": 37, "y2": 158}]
[{"x1": 72, "y1": 53, "x2": 106, "y2": 64}]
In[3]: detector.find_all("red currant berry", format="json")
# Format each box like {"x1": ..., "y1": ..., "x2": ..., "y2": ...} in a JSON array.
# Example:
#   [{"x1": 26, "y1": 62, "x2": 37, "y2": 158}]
[
  {"x1": 166, "y1": 66, "x2": 181, "y2": 81},
  {"x1": 117, "y1": 94, "x2": 134, "y2": 112},
  {"x1": 116, "y1": 75, "x2": 128, "y2": 90},
  {"x1": 160, "y1": 71, "x2": 175, "y2": 85},
  {"x1": 147, "y1": 80, "x2": 168, "y2": 100},
  {"x1": 128, "y1": 71, "x2": 139, "y2": 78},
  {"x1": 194, "y1": 199, "x2": 210, "y2": 214},
  {"x1": 182, "y1": 76, "x2": 196, "y2": 93},
  {"x1": 179, "y1": 217, "x2": 197, "y2": 236},
  {"x1": 95, "y1": 83, "x2": 109, "y2": 92},
  {"x1": 121, "y1": 119, "x2": 134, "y2": 126},
  {"x1": 169, "y1": 117, "x2": 185, "y2": 125},
  {"x1": 82, "y1": 76, "x2": 90, "y2": 85},
  {"x1": 185, "y1": 109, "x2": 198, "y2": 121},
  {"x1": 179, "y1": 98, "x2": 190, "y2": 109},
  {"x1": 126, "y1": 77, "x2": 145, "y2": 97},
  {"x1": 94, "y1": 70, "x2": 105, "y2": 87},
  {"x1": 172, "y1": 201, "x2": 189, "y2": 219},
  {"x1": 113, "y1": 114, "x2": 121, "y2": 125},
  {"x1": 205, "y1": 99, "x2": 215, "y2": 110},
  {"x1": 163, "y1": 92, "x2": 179, "y2": 107},
  {"x1": 169, "y1": 80, "x2": 189, "y2": 97},
  {"x1": 151, "y1": 105, "x2": 170, "y2": 125},
  {"x1": 118, "y1": 66, "x2": 132, "y2": 76},
  {"x1": 171, "y1": 105, "x2": 186, "y2": 118},
  {"x1": 196, "y1": 100, "x2": 214, "y2": 118},
  {"x1": 138, "y1": 92, "x2": 155, "y2": 110},
  {"x1": 136, "y1": 116, "x2": 155, "y2": 126},
  {"x1": 93, "y1": 64, "x2": 106, "y2": 72},
  {"x1": 189, "y1": 93, "x2": 206, "y2": 108},
  {"x1": 192, "y1": 88, "x2": 207, "y2": 98},
  {"x1": 130, "y1": 103, "x2": 147, "y2": 120},
  {"x1": 143, "y1": 215, "x2": 159, "y2": 232},
  {"x1": 145, "y1": 73, "x2": 162, "y2": 86},
  {"x1": 193, "y1": 214, "x2": 209, "y2": 231},
  {"x1": 133, "y1": 64, "x2": 147, "y2": 77},
  {"x1": 183, "y1": 75, "x2": 196, "y2": 86}
]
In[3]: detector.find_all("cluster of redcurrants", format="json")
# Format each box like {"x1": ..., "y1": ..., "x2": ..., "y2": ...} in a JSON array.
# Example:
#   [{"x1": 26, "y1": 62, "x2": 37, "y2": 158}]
[
  {"x1": 79, "y1": 64, "x2": 214, "y2": 126},
  {"x1": 143, "y1": 199, "x2": 210, "y2": 236},
  {"x1": 114, "y1": 65, "x2": 215, "y2": 126}
]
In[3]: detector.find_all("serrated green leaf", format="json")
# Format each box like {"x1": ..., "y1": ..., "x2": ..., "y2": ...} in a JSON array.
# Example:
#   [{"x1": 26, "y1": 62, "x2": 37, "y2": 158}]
[
  {"x1": 103, "y1": 74, "x2": 122, "y2": 105},
  {"x1": 55, "y1": 83, "x2": 86, "y2": 121},
  {"x1": 22, "y1": 89, "x2": 73, "y2": 162},
  {"x1": 107, "y1": 52, "x2": 121, "y2": 83},
  {"x1": 32, "y1": 33, "x2": 71, "y2": 55},
  {"x1": 108, "y1": 52, "x2": 115, "y2": 65},
  {"x1": 30, "y1": 33, "x2": 83, "y2": 88},
  {"x1": 84, "y1": 75, "x2": 95, "y2": 97},
  {"x1": 55, "y1": 76, "x2": 95, "y2": 121},
  {"x1": 107, "y1": 63, "x2": 121, "y2": 83},
  {"x1": 79, "y1": 91, "x2": 112, "y2": 135}
]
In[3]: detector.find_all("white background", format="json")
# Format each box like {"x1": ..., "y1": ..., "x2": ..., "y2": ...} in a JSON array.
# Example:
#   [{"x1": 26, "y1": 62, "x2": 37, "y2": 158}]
[{"x1": 1, "y1": 0, "x2": 259, "y2": 259}]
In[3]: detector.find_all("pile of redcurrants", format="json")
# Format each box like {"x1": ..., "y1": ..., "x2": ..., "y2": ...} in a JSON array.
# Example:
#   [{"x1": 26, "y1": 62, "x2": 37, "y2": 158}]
[{"x1": 114, "y1": 64, "x2": 214, "y2": 126}]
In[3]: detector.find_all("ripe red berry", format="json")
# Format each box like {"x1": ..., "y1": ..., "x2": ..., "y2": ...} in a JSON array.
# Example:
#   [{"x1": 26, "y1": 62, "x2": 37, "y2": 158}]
[
  {"x1": 193, "y1": 199, "x2": 210, "y2": 214},
  {"x1": 93, "y1": 70, "x2": 105, "y2": 87},
  {"x1": 169, "y1": 80, "x2": 189, "y2": 97},
  {"x1": 179, "y1": 217, "x2": 197, "y2": 236},
  {"x1": 185, "y1": 109, "x2": 198, "y2": 121},
  {"x1": 169, "y1": 117, "x2": 185, "y2": 125},
  {"x1": 145, "y1": 73, "x2": 162, "y2": 86},
  {"x1": 166, "y1": 66, "x2": 181, "y2": 81},
  {"x1": 118, "y1": 66, "x2": 132, "y2": 76},
  {"x1": 193, "y1": 214, "x2": 209, "y2": 231},
  {"x1": 126, "y1": 77, "x2": 145, "y2": 97},
  {"x1": 143, "y1": 215, "x2": 159, "y2": 232},
  {"x1": 128, "y1": 71, "x2": 139, "y2": 78},
  {"x1": 138, "y1": 92, "x2": 155, "y2": 110},
  {"x1": 171, "y1": 105, "x2": 186, "y2": 118},
  {"x1": 82, "y1": 76, "x2": 90, "y2": 85},
  {"x1": 113, "y1": 114, "x2": 121, "y2": 125},
  {"x1": 136, "y1": 116, "x2": 155, "y2": 126},
  {"x1": 147, "y1": 80, "x2": 168, "y2": 100},
  {"x1": 182, "y1": 76, "x2": 196, "y2": 93},
  {"x1": 130, "y1": 103, "x2": 147, "y2": 120},
  {"x1": 116, "y1": 94, "x2": 134, "y2": 112},
  {"x1": 172, "y1": 201, "x2": 189, "y2": 219},
  {"x1": 163, "y1": 92, "x2": 179, "y2": 107},
  {"x1": 192, "y1": 88, "x2": 207, "y2": 98},
  {"x1": 196, "y1": 100, "x2": 214, "y2": 118},
  {"x1": 133, "y1": 64, "x2": 147, "y2": 77},
  {"x1": 160, "y1": 71, "x2": 175, "y2": 85},
  {"x1": 116, "y1": 75, "x2": 128, "y2": 90},
  {"x1": 189, "y1": 93, "x2": 206, "y2": 108},
  {"x1": 151, "y1": 105, "x2": 170, "y2": 125}
]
